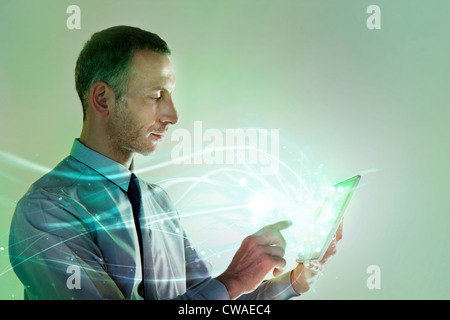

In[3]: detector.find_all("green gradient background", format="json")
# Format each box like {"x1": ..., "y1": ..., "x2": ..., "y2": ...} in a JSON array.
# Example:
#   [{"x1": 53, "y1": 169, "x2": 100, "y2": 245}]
[{"x1": 0, "y1": 0, "x2": 449, "y2": 299}]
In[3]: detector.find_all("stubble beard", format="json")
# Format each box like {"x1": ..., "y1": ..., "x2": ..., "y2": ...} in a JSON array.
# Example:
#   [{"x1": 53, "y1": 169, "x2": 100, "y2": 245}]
[{"x1": 106, "y1": 100, "x2": 158, "y2": 158}]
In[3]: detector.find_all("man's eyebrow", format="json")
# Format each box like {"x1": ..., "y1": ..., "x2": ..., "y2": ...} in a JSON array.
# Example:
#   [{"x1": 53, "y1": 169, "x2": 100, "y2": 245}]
[{"x1": 144, "y1": 85, "x2": 175, "y2": 93}]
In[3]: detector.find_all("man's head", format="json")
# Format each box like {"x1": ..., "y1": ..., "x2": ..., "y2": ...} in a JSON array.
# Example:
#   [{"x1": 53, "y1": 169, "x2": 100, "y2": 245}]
[
  {"x1": 75, "y1": 25, "x2": 171, "y2": 119},
  {"x1": 75, "y1": 26, "x2": 178, "y2": 159}
]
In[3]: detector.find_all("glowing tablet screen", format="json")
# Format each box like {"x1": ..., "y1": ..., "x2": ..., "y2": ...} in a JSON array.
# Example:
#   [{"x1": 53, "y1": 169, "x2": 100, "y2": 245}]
[{"x1": 297, "y1": 175, "x2": 361, "y2": 262}]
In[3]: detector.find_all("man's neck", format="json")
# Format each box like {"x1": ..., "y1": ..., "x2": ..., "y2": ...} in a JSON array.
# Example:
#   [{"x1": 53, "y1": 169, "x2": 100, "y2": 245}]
[{"x1": 79, "y1": 131, "x2": 134, "y2": 170}]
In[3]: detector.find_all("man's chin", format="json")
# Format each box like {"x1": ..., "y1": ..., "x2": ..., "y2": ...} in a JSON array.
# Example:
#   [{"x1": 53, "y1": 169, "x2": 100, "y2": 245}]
[
  {"x1": 135, "y1": 149, "x2": 156, "y2": 157},
  {"x1": 123, "y1": 144, "x2": 158, "y2": 157}
]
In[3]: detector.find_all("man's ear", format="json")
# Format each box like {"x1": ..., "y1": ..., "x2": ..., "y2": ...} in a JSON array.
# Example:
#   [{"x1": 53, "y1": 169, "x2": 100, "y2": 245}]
[{"x1": 88, "y1": 82, "x2": 113, "y2": 117}]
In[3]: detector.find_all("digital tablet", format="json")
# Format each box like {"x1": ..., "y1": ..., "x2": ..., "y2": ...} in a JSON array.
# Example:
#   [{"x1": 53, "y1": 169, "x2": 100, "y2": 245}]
[{"x1": 296, "y1": 174, "x2": 361, "y2": 263}]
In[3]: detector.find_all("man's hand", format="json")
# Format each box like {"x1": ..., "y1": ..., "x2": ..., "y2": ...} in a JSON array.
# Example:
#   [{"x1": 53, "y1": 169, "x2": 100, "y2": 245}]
[
  {"x1": 291, "y1": 220, "x2": 344, "y2": 295},
  {"x1": 216, "y1": 220, "x2": 292, "y2": 299}
]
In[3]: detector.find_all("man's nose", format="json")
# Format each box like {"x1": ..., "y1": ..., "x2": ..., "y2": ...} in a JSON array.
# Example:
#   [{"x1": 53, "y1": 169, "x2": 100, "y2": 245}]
[{"x1": 159, "y1": 94, "x2": 178, "y2": 125}]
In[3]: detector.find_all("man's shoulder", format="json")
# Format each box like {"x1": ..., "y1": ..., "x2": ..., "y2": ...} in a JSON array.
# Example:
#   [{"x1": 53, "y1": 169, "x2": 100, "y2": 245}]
[
  {"x1": 18, "y1": 155, "x2": 90, "y2": 205},
  {"x1": 35, "y1": 155, "x2": 89, "y2": 185},
  {"x1": 12, "y1": 155, "x2": 98, "y2": 229}
]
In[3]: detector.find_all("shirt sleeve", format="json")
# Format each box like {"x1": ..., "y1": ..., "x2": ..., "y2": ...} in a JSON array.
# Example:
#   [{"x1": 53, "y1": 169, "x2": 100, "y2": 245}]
[
  {"x1": 173, "y1": 278, "x2": 230, "y2": 300},
  {"x1": 175, "y1": 232, "x2": 298, "y2": 300},
  {"x1": 237, "y1": 272, "x2": 300, "y2": 300},
  {"x1": 171, "y1": 234, "x2": 230, "y2": 300},
  {"x1": 8, "y1": 191, "x2": 126, "y2": 300}
]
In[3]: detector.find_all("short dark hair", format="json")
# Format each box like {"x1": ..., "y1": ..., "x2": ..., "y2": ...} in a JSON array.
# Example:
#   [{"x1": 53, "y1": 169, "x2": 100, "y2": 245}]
[{"x1": 75, "y1": 25, "x2": 171, "y2": 120}]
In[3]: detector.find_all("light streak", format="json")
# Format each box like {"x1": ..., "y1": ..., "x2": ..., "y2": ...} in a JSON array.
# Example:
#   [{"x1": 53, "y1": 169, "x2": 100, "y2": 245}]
[{"x1": 1, "y1": 142, "x2": 378, "y2": 296}]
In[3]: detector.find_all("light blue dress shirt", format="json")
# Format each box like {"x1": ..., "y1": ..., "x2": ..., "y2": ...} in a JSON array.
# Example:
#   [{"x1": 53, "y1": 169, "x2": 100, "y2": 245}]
[{"x1": 9, "y1": 139, "x2": 298, "y2": 300}]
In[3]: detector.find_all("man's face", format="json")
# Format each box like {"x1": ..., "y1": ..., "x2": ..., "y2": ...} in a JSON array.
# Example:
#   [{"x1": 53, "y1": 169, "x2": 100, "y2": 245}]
[{"x1": 107, "y1": 50, "x2": 178, "y2": 156}]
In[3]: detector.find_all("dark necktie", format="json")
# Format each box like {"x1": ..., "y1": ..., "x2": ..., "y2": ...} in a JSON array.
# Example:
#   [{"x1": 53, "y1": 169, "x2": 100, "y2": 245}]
[{"x1": 127, "y1": 173, "x2": 146, "y2": 298}]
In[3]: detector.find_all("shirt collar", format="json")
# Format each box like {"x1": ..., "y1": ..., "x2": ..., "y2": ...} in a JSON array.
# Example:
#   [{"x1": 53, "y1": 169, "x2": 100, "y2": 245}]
[{"x1": 70, "y1": 139, "x2": 133, "y2": 192}]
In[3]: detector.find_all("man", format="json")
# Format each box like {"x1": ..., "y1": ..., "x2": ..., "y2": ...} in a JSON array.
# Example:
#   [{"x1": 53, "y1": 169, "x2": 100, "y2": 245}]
[{"x1": 8, "y1": 26, "x2": 341, "y2": 300}]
